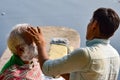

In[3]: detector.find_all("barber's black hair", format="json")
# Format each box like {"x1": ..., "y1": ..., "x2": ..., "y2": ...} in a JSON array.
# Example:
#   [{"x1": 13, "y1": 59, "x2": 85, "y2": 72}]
[{"x1": 93, "y1": 8, "x2": 120, "y2": 38}]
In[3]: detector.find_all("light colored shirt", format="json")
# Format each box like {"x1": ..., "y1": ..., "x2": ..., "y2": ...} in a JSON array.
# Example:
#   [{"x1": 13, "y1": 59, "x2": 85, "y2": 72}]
[{"x1": 42, "y1": 39, "x2": 120, "y2": 80}]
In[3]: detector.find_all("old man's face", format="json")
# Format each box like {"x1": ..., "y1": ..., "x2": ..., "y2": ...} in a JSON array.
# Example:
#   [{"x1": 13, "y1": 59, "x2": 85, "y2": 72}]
[{"x1": 20, "y1": 42, "x2": 38, "y2": 63}]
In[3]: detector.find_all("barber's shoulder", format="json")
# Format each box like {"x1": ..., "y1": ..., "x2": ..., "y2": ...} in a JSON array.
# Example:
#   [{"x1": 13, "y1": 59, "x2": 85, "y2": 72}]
[{"x1": 71, "y1": 48, "x2": 90, "y2": 58}]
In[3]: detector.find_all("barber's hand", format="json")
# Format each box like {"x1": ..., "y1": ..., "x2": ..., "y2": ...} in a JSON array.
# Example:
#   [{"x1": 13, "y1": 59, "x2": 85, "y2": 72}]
[{"x1": 26, "y1": 27, "x2": 46, "y2": 46}]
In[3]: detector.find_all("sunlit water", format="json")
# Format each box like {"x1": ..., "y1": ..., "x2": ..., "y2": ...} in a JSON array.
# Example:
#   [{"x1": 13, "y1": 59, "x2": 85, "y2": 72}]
[{"x1": 0, "y1": 0, "x2": 120, "y2": 79}]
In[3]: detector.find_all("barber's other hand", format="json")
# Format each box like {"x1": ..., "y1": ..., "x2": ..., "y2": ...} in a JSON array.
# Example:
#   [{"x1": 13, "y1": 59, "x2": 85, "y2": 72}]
[{"x1": 26, "y1": 27, "x2": 45, "y2": 46}]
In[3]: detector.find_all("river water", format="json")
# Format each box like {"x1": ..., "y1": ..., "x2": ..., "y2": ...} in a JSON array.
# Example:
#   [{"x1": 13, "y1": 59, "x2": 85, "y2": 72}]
[{"x1": 0, "y1": 0, "x2": 120, "y2": 79}]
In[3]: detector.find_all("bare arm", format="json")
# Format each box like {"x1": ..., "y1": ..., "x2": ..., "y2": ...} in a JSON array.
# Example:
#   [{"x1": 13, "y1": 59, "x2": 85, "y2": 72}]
[{"x1": 36, "y1": 42, "x2": 49, "y2": 67}]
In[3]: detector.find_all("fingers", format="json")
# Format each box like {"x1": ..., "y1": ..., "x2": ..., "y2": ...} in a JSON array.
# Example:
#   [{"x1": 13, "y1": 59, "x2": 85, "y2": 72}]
[
  {"x1": 24, "y1": 26, "x2": 46, "y2": 46},
  {"x1": 27, "y1": 27, "x2": 42, "y2": 35},
  {"x1": 27, "y1": 27, "x2": 36, "y2": 35},
  {"x1": 37, "y1": 26, "x2": 42, "y2": 33},
  {"x1": 24, "y1": 29, "x2": 34, "y2": 37},
  {"x1": 31, "y1": 27, "x2": 37, "y2": 33}
]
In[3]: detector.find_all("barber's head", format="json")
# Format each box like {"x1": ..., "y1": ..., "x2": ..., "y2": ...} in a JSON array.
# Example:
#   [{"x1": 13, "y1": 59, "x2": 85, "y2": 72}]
[
  {"x1": 7, "y1": 24, "x2": 38, "y2": 63},
  {"x1": 86, "y1": 7, "x2": 120, "y2": 40}
]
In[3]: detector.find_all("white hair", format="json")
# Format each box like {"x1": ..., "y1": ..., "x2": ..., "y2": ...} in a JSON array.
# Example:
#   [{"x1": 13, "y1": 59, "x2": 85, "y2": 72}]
[{"x1": 7, "y1": 23, "x2": 32, "y2": 54}]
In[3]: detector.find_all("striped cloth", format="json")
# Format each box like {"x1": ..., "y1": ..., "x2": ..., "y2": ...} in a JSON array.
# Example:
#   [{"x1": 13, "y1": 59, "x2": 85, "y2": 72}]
[{"x1": 0, "y1": 59, "x2": 43, "y2": 80}]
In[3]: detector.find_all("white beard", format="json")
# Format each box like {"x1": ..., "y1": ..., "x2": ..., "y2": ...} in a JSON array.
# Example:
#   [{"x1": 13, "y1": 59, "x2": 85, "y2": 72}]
[{"x1": 20, "y1": 43, "x2": 38, "y2": 62}]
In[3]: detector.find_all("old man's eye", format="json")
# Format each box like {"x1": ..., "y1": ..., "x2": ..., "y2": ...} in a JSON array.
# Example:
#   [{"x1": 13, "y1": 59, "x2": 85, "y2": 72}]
[{"x1": 19, "y1": 47, "x2": 24, "y2": 52}]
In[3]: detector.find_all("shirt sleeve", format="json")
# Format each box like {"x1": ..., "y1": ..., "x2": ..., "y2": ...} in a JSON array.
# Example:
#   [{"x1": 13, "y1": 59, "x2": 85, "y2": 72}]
[{"x1": 42, "y1": 48, "x2": 90, "y2": 77}]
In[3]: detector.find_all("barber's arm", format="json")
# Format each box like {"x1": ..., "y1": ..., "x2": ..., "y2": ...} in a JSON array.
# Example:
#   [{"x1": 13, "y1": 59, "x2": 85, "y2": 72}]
[{"x1": 42, "y1": 48, "x2": 90, "y2": 78}]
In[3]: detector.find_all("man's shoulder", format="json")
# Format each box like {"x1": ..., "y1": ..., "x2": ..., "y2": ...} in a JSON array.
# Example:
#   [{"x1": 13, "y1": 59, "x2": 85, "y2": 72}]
[{"x1": 72, "y1": 47, "x2": 91, "y2": 58}]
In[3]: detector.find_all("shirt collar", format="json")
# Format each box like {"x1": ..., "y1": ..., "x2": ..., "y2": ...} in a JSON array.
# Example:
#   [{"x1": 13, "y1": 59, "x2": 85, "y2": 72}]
[{"x1": 86, "y1": 39, "x2": 110, "y2": 46}]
